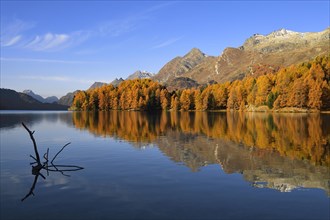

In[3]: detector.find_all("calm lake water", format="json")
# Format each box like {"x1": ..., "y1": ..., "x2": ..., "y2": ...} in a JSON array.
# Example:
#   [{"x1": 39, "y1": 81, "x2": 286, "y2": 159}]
[{"x1": 0, "y1": 111, "x2": 329, "y2": 220}]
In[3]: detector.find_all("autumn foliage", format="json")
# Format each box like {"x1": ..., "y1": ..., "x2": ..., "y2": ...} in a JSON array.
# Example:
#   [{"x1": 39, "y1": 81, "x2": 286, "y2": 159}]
[
  {"x1": 72, "y1": 111, "x2": 330, "y2": 166},
  {"x1": 72, "y1": 55, "x2": 330, "y2": 111}
]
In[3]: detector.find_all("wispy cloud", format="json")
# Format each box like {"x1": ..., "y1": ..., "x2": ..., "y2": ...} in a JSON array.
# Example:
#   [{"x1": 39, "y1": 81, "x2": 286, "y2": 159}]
[
  {"x1": 96, "y1": 3, "x2": 173, "y2": 38},
  {"x1": 24, "y1": 30, "x2": 91, "y2": 51},
  {"x1": 2, "y1": 35, "x2": 22, "y2": 46},
  {"x1": 1, "y1": 57, "x2": 103, "y2": 64},
  {"x1": 25, "y1": 33, "x2": 70, "y2": 51},
  {"x1": 152, "y1": 37, "x2": 183, "y2": 49},
  {"x1": 0, "y1": 18, "x2": 34, "y2": 47},
  {"x1": 143, "y1": 2, "x2": 175, "y2": 14},
  {"x1": 18, "y1": 75, "x2": 103, "y2": 84},
  {"x1": 20, "y1": 75, "x2": 71, "y2": 82},
  {"x1": 1, "y1": 3, "x2": 172, "y2": 52},
  {"x1": 1, "y1": 18, "x2": 91, "y2": 51},
  {"x1": 97, "y1": 18, "x2": 140, "y2": 37}
]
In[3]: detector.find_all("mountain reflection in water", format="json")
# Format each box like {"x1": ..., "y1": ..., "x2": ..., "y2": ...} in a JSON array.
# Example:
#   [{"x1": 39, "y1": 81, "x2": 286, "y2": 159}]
[{"x1": 72, "y1": 111, "x2": 330, "y2": 195}]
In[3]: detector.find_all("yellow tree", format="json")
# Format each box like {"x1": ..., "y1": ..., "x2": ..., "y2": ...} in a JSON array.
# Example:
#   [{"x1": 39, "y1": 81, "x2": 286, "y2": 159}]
[
  {"x1": 288, "y1": 78, "x2": 308, "y2": 108},
  {"x1": 255, "y1": 75, "x2": 272, "y2": 106},
  {"x1": 171, "y1": 95, "x2": 179, "y2": 110},
  {"x1": 180, "y1": 89, "x2": 191, "y2": 111},
  {"x1": 131, "y1": 88, "x2": 139, "y2": 110},
  {"x1": 119, "y1": 91, "x2": 127, "y2": 110},
  {"x1": 160, "y1": 89, "x2": 169, "y2": 110},
  {"x1": 194, "y1": 89, "x2": 203, "y2": 110},
  {"x1": 72, "y1": 91, "x2": 86, "y2": 110}
]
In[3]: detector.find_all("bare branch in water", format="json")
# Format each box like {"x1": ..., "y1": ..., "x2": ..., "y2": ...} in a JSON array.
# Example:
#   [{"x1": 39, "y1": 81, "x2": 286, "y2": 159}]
[
  {"x1": 21, "y1": 174, "x2": 39, "y2": 202},
  {"x1": 22, "y1": 123, "x2": 41, "y2": 165},
  {"x1": 51, "y1": 142, "x2": 71, "y2": 164},
  {"x1": 30, "y1": 155, "x2": 38, "y2": 162},
  {"x1": 21, "y1": 122, "x2": 84, "y2": 201},
  {"x1": 44, "y1": 148, "x2": 50, "y2": 176}
]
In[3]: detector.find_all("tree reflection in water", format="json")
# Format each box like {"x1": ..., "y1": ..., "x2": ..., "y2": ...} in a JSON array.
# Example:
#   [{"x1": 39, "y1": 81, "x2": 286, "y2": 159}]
[
  {"x1": 21, "y1": 123, "x2": 84, "y2": 201},
  {"x1": 71, "y1": 111, "x2": 330, "y2": 195},
  {"x1": 72, "y1": 111, "x2": 329, "y2": 166}
]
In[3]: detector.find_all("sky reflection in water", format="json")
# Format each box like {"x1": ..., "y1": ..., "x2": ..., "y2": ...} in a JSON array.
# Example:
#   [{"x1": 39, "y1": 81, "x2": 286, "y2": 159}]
[{"x1": 0, "y1": 111, "x2": 329, "y2": 220}]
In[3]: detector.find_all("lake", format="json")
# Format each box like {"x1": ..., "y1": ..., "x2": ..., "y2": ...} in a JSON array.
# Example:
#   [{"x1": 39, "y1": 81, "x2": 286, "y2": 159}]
[{"x1": 0, "y1": 111, "x2": 329, "y2": 220}]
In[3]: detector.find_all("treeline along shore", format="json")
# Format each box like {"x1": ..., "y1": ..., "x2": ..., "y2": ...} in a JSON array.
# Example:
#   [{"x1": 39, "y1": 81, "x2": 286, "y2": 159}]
[{"x1": 71, "y1": 55, "x2": 330, "y2": 112}]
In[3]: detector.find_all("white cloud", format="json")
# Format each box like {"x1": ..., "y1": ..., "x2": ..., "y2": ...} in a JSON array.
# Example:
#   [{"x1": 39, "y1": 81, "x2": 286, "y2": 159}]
[
  {"x1": 1, "y1": 18, "x2": 91, "y2": 51},
  {"x1": 2, "y1": 35, "x2": 22, "y2": 46},
  {"x1": 25, "y1": 33, "x2": 71, "y2": 51},
  {"x1": 0, "y1": 18, "x2": 35, "y2": 34},
  {"x1": 152, "y1": 37, "x2": 183, "y2": 49},
  {"x1": 1, "y1": 3, "x2": 171, "y2": 51},
  {"x1": 0, "y1": 18, "x2": 34, "y2": 47}
]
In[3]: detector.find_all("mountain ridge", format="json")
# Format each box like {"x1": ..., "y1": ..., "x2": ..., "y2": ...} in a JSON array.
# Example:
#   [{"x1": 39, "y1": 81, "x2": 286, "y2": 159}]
[
  {"x1": 152, "y1": 48, "x2": 207, "y2": 83},
  {"x1": 1, "y1": 89, "x2": 68, "y2": 110},
  {"x1": 176, "y1": 27, "x2": 329, "y2": 86},
  {"x1": 23, "y1": 90, "x2": 59, "y2": 103},
  {"x1": 9, "y1": 27, "x2": 329, "y2": 107}
]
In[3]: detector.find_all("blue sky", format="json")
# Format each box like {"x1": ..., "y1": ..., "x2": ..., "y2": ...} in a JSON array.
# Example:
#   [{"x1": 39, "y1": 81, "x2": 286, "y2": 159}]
[{"x1": 1, "y1": 1, "x2": 329, "y2": 98}]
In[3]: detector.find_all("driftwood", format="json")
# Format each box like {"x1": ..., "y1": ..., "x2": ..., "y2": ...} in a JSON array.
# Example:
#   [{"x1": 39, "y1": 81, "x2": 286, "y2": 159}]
[{"x1": 21, "y1": 122, "x2": 84, "y2": 201}]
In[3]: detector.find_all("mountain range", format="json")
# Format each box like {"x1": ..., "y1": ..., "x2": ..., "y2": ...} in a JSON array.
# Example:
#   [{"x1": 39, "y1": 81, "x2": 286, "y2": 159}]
[
  {"x1": 1, "y1": 27, "x2": 329, "y2": 110},
  {"x1": 0, "y1": 89, "x2": 68, "y2": 110},
  {"x1": 153, "y1": 28, "x2": 329, "y2": 88},
  {"x1": 23, "y1": 90, "x2": 59, "y2": 103},
  {"x1": 88, "y1": 28, "x2": 329, "y2": 91}
]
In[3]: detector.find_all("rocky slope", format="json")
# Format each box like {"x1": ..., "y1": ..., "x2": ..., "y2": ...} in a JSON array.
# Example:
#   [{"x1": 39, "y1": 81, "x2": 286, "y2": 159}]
[
  {"x1": 156, "y1": 131, "x2": 329, "y2": 195},
  {"x1": 58, "y1": 91, "x2": 78, "y2": 107},
  {"x1": 165, "y1": 77, "x2": 200, "y2": 91},
  {"x1": 156, "y1": 28, "x2": 329, "y2": 87},
  {"x1": 153, "y1": 48, "x2": 207, "y2": 83}
]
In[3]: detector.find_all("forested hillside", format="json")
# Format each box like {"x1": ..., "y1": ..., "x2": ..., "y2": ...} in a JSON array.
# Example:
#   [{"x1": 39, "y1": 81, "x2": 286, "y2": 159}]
[{"x1": 71, "y1": 55, "x2": 330, "y2": 111}]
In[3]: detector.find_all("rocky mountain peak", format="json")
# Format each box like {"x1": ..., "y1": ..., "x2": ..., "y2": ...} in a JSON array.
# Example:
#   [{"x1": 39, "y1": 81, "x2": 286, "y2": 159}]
[
  {"x1": 88, "y1": 82, "x2": 107, "y2": 90},
  {"x1": 126, "y1": 70, "x2": 154, "y2": 80},
  {"x1": 184, "y1": 48, "x2": 205, "y2": 59},
  {"x1": 110, "y1": 78, "x2": 124, "y2": 87},
  {"x1": 22, "y1": 89, "x2": 59, "y2": 103},
  {"x1": 271, "y1": 28, "x2": 294, "y2": 36},
  {"x1": 153, "y1": 47, "x2": 208, "y2": 83},
  {"x1": 241, "y1": 27, "x2": 329, "y2": 52}
]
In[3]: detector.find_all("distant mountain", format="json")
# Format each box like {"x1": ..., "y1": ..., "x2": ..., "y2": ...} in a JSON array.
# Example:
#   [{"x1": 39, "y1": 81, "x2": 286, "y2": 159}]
[
  {"x1": 153, "y1": 48, "x2": 207, "y2": 83},
  {"x1": 110, "y1": 78, "x2": 124, "y2": 87},
  {"x1": 0, "y1": 89, "x2": 68, "y2": 110},
  {"x1": 23, "y1": 90, "x2": 59, "y2": 103},
  {"x1": 58, "y1": 91, "x2": 78, "y2": 107},
  {"x1": 57, "y1": 80, "x2": 122, "y2": 108},
  {"x1": 153, "y1": 28, "x2": 329, "y2": 88},
  {"x1": 23, "y1": 90, "x2": 45, "y2": 103},
  {"x1": 44, "y1": 96, "x2": 59, "y2": 103},
  {"x1": 126, "y1": 70, "x2": 154, "y2": 80},
  {"x1": 88, "y1": 82, "x2": 107, "y2": 90},
  {"x1": 241, "y1": 28, "x2": 329, "y2": 52}
]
